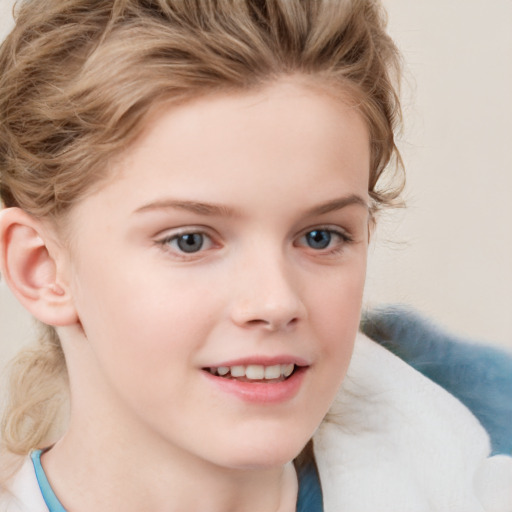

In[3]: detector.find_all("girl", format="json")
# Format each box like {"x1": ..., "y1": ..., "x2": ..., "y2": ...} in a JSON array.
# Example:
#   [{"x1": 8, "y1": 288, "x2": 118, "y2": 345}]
[{"x1": 0, "y1": 0, "x2": 510, "y2": 510}]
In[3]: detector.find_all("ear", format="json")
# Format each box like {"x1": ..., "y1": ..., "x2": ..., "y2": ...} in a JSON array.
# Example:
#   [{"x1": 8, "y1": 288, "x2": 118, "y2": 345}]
[{"x1": 0, "y1": 207, "x2": 78, "y2": 326}]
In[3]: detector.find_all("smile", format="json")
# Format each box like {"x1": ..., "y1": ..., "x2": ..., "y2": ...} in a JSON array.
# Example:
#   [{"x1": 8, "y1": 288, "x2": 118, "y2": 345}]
[
  {"x1": 202, "y1": 362, "x2": 308, "y2": 403},
  {"x1": 206, "y1": 363, "x2": 295, "y2": 382}
]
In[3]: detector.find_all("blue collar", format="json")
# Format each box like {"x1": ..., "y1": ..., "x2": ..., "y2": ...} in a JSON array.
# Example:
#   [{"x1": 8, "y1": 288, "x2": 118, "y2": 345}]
[{"x1": 31, "y1": 450, "x2": 66, "y2": 512}]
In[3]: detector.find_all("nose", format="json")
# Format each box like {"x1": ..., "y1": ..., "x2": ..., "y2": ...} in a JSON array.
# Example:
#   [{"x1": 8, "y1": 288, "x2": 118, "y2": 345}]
[{"x1": 229, "y1": 251, "x2": 306, "y2": 332}]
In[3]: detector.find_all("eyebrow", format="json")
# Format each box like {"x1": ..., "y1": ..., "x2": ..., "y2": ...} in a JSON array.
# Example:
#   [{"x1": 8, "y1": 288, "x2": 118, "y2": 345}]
[
  {"x1": 134, "y1": 194, "x2": 368, "y2": 217},
  {"x1": 134, "y1": 199, "x2": 238, "y2": 217},
  {"x1": 304, "y1": 194, "x2": 370, "y2": 216}
]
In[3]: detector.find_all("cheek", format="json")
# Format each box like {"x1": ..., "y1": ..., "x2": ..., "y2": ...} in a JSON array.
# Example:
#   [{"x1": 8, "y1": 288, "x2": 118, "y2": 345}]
[
  {"x1": 70, "y1": 260, "x2": 214, "y2": 383},
  {"x1": 84, "y1": 287, "x2": 201, "y2": 355},
  {"x1": 307, "y1": 259, "x2": 366, "y2": 383},
  {"x1": 70, "y1": 275, "x2": 210, "y2": 419},
  {"x1": 74, "y1": 277, "x2": 229, "y2": 429},
  {"x1": 312, "y1": 259, "x2": 366, "y2": 336}
]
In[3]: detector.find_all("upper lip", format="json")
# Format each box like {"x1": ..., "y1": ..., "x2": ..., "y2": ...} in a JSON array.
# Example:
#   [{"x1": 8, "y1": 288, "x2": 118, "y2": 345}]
[{"x1": 204, "y1": 355, "x2": 310, "y2": 368}]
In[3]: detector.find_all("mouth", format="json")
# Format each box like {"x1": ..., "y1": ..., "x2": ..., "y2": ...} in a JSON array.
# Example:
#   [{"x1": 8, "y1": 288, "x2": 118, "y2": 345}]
[
  {"x1": 203, "y1": 363, "x2": 297, "y2": 383},
  {"x1": 201, "y1": 361, "x2": 308, "y2": 403}
]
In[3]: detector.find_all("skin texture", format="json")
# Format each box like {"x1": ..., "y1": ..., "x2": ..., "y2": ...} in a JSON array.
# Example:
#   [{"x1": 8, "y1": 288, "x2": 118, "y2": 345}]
[{"x1": 1, "y1": 79, "x2": 371, "y2": 511}]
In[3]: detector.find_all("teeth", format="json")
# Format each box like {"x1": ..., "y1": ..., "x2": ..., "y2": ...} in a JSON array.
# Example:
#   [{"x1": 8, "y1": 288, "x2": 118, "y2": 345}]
[
  {"x1": 246, "y1": 365, "x2": 265, "y2": 379},
  {"x1": 208, "y1": 363, "x2": 297, "y2": 380},
  {"x1": 230, "y1": 365, "x2": 245, "y2": 378},
  {"x1": 282, "y1": 363, "x2": 294, "y2": 377},
  {"x1": 264, "y1": 365, "x2": 281, "y2": 379}
]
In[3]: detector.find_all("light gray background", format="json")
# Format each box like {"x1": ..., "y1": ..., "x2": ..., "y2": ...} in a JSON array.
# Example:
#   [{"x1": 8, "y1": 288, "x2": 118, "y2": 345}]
[{"x1": 1, "y1": 0, "x2": 511, "y2": 375}]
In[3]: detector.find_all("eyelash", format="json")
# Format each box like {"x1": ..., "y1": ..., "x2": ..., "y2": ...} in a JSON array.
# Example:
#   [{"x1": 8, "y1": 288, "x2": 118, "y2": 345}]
[
  {"x1": 156, "y1": 229, "x2": 215, "y2": 259},
  {"x1": 156, "y1": 226, "x2": 353, "y2": 259},
  {"x1": 295, "y1": 226, "x2": 354, "y2": 256}
]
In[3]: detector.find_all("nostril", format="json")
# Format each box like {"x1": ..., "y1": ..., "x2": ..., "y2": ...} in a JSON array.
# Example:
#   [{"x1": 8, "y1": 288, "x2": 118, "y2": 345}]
[
  {"x1": 246, "y1": 319, "x2": 270, "y2": 328},
  {"x1": 244, "y1": 317, "x2": 299, "y2": 331},
  {"x1": 247, "y1": 320, "x2": 269, "y2": 327}
]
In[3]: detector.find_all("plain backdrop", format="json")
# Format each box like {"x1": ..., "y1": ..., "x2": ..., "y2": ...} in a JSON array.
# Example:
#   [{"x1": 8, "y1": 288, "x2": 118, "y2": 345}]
[{"x1": 1, "y1": 0, "x2": 511, "y2": 375}]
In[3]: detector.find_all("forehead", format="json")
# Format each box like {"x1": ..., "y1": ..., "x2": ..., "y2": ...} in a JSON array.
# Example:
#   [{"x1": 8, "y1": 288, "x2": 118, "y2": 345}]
[
  {"x1": 124, "y1": 80, "x2": 367, "y2": 172},
  {"x1": 68, "y1": 79, "x2": 370, "y2": 226}
]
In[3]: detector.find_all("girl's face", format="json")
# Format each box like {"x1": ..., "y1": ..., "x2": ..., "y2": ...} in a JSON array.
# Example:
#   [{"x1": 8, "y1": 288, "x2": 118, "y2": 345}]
[{"x1": 62, "y1": 80, "x2": 370, "y2": 469}]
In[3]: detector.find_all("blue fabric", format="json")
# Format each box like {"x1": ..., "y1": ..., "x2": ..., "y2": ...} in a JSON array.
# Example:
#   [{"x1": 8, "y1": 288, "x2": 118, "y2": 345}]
[
  {"x1": 296, "y1": 459, "x2": 323, "y2": 512},
  {"x1": 31, "y1": 449, "x2": 67, "y2": 512},
  {"x1": 361, "y1": 305, "x2": 512, "y2": 456}
]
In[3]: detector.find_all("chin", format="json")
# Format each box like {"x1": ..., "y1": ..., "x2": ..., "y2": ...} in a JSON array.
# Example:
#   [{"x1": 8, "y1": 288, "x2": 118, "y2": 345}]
[{"x1": 214, "y1": 434, "x2": 311, "y2": 471}]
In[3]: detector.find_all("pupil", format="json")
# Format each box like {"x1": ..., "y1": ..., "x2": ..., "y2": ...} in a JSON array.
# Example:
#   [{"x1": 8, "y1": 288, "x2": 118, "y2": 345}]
[
  {"x1": 177, "y1": 233, "x2": 203, "y2": 253},
  {"x1": 307, "y1": 230, "x2": 331, "y2": 249}
]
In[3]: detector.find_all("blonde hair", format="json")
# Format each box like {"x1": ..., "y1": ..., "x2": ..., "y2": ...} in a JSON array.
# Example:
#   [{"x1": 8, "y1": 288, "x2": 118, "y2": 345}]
[{"x1": 0, "y1": 0, "x2": 403, "y2": 462}]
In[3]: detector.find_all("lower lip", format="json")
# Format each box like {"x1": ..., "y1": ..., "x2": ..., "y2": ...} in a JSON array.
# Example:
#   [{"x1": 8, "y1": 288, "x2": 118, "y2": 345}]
[{"x1": 202, "y1": 367, "x2": 307, "y2": 404}]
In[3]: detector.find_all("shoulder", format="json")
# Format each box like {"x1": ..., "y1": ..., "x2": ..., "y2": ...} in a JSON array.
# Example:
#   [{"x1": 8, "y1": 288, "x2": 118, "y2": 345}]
[
  {"x1": 314, "y1": 331, "x2": 512, "y2": 512},
  {"x1": 0, "y1": 456, "x2": 47, "y2": 512}
]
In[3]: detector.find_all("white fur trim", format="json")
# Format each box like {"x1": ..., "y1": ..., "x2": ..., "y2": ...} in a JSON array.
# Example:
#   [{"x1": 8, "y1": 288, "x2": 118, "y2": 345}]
[{"x1": 314, "y1": 333, "x2": 512, "y2": 512}]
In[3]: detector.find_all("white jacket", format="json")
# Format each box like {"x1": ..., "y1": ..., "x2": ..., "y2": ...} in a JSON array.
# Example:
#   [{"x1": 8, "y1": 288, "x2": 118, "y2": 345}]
[
  {"x1": 314, "y1": 333, "x2": 512, "y2": 511},
  {"x1": 3, "y1": 333, "x2": 512, "y2": 511}
]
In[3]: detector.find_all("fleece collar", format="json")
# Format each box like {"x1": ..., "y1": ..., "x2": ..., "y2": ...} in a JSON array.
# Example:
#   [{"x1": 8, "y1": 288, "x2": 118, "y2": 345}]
[{"x1": 313, "y1": 333, "x2": 512, "y2": 512}]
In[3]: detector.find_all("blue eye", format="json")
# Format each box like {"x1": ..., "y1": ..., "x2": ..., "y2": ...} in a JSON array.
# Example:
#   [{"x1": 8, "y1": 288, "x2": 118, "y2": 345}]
[
  {"x1": 305, "y1": 229, "x2": 333, "y2": 250},
  {"x1": 158, "y1": 231, "x2": 213, "y2": 256},
  {"x1": 175, "y1": 233, "x2": 205, "y2": 253},
  {"x1": 296, "y1": 227, "x2": 352, "y2": 255}
]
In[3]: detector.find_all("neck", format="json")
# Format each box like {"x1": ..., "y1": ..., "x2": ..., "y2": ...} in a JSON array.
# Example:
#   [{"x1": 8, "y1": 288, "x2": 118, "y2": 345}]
[{"x1": 41, "y1": 407, "x2": 298, "y2": 512}]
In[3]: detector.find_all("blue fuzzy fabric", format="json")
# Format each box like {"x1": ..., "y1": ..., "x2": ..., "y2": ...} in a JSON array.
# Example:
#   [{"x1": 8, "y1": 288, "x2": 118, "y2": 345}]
[
  {"x1": 296, "y1": 461, "x2": 323, "y2": 512},
  {"x1": 361, "y1": 305, "x2": 512, "y2": 456}
]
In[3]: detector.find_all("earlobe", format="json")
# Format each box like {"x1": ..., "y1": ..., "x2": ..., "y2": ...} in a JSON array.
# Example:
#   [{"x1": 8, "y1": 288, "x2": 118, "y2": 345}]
[{"x1": 0, "y1": 207, "x2": 78, "y2": 326}]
